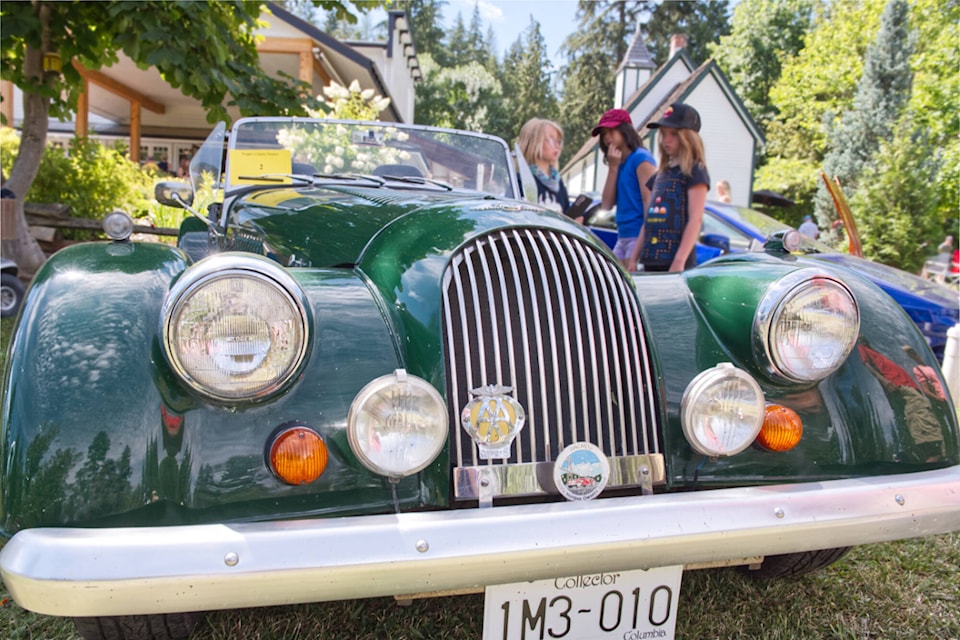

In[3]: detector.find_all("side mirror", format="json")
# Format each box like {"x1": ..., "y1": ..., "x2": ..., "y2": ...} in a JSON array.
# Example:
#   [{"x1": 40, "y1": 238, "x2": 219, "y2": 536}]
[
  {"x1": 155, "y1": 181, "x2": 194, "y2": 208},
  {"x1": 700, "y1": 233, "x2": 730, "y2": 254}
]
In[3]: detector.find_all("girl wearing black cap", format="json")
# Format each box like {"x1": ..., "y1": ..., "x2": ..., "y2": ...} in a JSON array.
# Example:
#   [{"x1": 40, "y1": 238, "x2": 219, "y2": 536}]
[
  {"x1": 630, "y1": 102, "x2": 709, "y2": 272},
  {"x1": 592, "y1": 109, "x2": 657, "y2": 270}
]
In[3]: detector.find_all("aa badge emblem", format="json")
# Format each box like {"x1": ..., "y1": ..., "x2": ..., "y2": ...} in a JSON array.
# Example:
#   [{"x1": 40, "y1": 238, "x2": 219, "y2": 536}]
[
  {"x1": 460, "y1": 385, "x2": 525, "y2": 459},
  {"x1": 553, "y1": 443, "x2": 610, "y2": 501}
]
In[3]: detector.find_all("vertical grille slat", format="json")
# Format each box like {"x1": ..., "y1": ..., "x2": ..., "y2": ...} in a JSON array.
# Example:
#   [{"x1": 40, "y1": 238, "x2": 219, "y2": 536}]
[{"x1": 443, "y1": 230, "x2": 660, "y2": 469}]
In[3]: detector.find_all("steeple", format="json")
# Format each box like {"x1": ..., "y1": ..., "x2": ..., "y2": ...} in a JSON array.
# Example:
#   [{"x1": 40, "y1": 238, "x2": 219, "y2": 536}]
[{"x1": 615, "y1": 24, "x2": 656, "y2": 108}]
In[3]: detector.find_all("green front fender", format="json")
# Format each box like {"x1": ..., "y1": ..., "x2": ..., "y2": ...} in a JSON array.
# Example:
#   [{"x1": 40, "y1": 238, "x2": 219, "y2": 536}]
[
  {"x1": 641, "y1": 257, "x2": 959, "y2": 487},
  {"x1": 1, "y1": 242, "x2": 189, "y2": 533},
  {"x1": 0, "y1": 244, "x2": 439, "y2": 534}
]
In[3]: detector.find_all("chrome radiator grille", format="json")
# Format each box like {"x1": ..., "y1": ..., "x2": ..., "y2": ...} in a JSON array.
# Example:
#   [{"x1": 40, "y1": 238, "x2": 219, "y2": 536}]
[{"x1": 442, "y1": 229, "x2": 660, "y2": 468}]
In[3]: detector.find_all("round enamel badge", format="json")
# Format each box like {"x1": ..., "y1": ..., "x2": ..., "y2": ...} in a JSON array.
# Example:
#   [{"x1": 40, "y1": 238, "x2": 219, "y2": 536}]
[{"x1": 553, "y1": 443, "x2": 610, "y2": 501}]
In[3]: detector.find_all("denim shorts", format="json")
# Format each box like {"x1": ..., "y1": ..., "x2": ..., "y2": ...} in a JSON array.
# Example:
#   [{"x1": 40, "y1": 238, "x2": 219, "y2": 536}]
[{"x1": 612, "y1": 237, "x2": 638, "y2": 261}]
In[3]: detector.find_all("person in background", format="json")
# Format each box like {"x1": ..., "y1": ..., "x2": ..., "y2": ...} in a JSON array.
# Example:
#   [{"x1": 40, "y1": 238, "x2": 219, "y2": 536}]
[
  {"x1": 177, "y1": 155, "x2": 191, "y2": 179},
  {"x1": 629, "y1": 103, "x2": 708, "y2": 273},
  {"x1": 716, "y1": 179, "x2": 732, "y2": 203},
  {"x1": 799, "y1": 214, "x2": 820, "y2": 239},
  {"x1": 937, "y1": 235, "x2": 954, "y2": 254},
  {"x1": 592, "y1": 108, "x2": 657, "y2": 269},
  {"x1": 517, "y1": 118, "x2": 570, "y2": 217}
]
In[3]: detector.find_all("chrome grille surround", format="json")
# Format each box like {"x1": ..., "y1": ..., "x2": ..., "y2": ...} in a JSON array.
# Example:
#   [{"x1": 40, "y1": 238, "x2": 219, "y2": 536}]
[{"x1": 442, "y1": 229, "x2": 662, "y2": 498}]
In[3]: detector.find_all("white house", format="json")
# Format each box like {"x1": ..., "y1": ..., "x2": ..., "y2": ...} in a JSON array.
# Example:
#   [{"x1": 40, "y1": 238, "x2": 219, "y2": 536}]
[{"x1": 562, "y1": 32, "x2": 763, "y2": 208}]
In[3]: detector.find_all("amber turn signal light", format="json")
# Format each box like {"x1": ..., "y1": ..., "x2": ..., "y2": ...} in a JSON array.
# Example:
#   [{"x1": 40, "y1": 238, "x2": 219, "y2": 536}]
[
  {"x1": 756, "y1": 405, "x2": 803, "y2": 452},
  {"x1": 269, "y1": 425, "x2": 328, "y2": 485}
]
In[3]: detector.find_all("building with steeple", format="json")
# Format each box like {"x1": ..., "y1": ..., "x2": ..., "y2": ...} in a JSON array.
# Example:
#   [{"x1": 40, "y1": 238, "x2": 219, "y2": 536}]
[
  {"x1": 562, "y1": 29, "x2": 763, "y2": 209},
  {"x1": 614, "y1": 24, "x2": 656, "y2": 109}
]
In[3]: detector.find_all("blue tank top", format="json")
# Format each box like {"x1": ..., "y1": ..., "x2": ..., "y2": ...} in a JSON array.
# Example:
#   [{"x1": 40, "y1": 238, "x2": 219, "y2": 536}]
[{"x1": 615, "y1": 147, "x2": 656, "y2": 239}]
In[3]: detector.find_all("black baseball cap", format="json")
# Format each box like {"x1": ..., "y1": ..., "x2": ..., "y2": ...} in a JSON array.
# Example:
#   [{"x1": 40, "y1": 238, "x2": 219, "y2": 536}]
[{"x1": 647, "y1": 103, "x2": 701, "y2": 132}]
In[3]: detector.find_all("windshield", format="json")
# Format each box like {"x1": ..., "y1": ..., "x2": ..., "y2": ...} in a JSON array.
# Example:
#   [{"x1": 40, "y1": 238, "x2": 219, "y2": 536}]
[{"x1": 206, "y1": 117, "x2": 518, "y2": 198}]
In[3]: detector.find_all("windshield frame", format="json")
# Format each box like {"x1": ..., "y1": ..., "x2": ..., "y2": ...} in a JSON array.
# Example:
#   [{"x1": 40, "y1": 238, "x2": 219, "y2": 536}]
[{"x1": 208, "y1": 117, "x2": 521, "y2": 200}]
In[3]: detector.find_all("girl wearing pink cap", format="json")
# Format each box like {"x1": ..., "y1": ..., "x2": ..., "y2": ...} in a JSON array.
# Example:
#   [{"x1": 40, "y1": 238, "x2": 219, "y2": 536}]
[
  {"x1": 592, "y1": 108, "x2": 657, "y2": 270},
  {"x1": 630, "y1": 102, "x2": 709, "y2": 272}
]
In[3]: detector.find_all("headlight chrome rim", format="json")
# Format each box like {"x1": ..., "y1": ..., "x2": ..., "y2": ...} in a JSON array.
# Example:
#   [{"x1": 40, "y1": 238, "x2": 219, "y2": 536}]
[
  {"x1": 754, "y1": 269, "x2": 860, "y2": 383},
  {"x1": 680, "y1": 363, "x2": 765, "y2": 457},
  {"x1": 161, "y1": 253, "x2": 310, "y2": 402},
  {"x1": 347, "y1": 369, "x2": 448, "y2": 479}
]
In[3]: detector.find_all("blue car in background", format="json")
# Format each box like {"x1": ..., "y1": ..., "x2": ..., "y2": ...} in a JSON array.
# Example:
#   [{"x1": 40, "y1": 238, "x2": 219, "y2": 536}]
[{"x1": 585, "y1": 200, "x2": 960, "y2": 360}]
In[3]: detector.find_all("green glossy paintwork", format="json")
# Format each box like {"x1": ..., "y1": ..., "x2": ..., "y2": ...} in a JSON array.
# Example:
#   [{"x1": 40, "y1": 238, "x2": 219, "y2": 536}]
[
  {"x1": 636, "y1": 253, "x2": 959, "y2": 487},
  {"x1": 2, "y1": 187, "x2": 957, "y2": 536}
]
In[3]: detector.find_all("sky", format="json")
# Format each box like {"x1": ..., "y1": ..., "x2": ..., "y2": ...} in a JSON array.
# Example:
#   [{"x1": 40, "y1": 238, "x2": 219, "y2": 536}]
[{"x1": 445, "y1": 0, "x2": 582, "y2": 70}]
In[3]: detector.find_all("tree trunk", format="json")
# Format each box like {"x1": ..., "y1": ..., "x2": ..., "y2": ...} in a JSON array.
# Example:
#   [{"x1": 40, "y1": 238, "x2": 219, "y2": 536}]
[{"x1": 1, "y1": 3, "x2": 55, "y2": 277}]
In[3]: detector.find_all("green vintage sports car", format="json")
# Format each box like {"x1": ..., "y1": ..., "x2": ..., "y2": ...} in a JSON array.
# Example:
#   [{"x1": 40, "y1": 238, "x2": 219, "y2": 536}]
[{"x1": 1, "y1": 118, "x2": 958, "y2": 640}]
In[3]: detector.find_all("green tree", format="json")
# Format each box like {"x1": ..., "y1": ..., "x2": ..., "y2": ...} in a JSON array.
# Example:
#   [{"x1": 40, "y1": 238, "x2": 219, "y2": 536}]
[
  {"x1": 815, "y1": 0, "x2": 913, "y2": 225},
  {"x1": 0, "y1": 0, "x2": 375, "y2": 275},
  {"x1": 757, "y1": 0, "x2": 885, "y2": 218},
  {"x1": 397, "y1": 0, "x2": 450, "y2": 67},
  {"x1": 413, "y1": 53, "x2": 508, "y2": 134},
  {"x1": 904, "y1": 0, "x2": 958, "y2": 245},
  {"x1": 709, "y1": 0, "x2": 816, "y2": 131},
  {"x1": 643, "y1": 0, "x2": 731, "y2": 65},
  {"x1": 851, "y1": 124, "x2": 942, "y2": 272},
  {"x1": 559, "y1": 1, "x2": 649, "y2": 165},
  {"x1": 501, "y1": 19, "x2": 560, "y2": 141},
  {"x1": 447, "y1": 12, "x2": 471, "y2": 67}
]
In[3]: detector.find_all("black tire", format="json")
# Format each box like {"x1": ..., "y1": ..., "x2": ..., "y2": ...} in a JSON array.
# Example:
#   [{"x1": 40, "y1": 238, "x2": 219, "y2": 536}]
[
  {"x1": 73, "y1": 612, "x2": 206, "y2": 640},
  {"x1": 740, "y1": 547, "x2": 852, "y2": 579},
  {"x1": 0, "y1": 271, "x2": 25, "y2": 318}
]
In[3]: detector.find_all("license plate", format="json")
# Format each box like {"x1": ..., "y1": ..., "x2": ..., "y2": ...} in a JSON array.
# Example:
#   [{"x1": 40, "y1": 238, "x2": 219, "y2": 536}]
[{"x1": 483, "y1": 565, "x2": 682, "y2": 640}]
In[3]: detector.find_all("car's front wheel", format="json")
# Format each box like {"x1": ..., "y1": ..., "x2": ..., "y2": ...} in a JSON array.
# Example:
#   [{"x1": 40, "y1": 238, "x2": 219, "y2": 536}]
[
  {"x1": 741, "y1": 547, "x2": 852, "y2": 579},
  {"x1": 73, "y1": 613, "x2": 206, "y2": 640},
  {"x1": 0, "y1": 271, "x2": 25, "y2": 318}
]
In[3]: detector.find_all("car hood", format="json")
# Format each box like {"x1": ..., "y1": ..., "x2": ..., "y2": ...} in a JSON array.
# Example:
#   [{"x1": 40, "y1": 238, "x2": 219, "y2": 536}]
[
  {"x1": 227, "y1": 185, "x2": 511, "y2": 267},
  {"x1": 812, "y1": 252, "x2": 959, "y2": 309}
]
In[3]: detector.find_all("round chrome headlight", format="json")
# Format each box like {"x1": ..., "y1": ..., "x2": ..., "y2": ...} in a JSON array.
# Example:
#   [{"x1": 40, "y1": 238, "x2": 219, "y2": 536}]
[
  {"x1": 347, "y1": 370, "x2": 448, "y2": 478},
  {"x1": 680, "y1": 363, "x2": 765, "y2": 457},
  {"x1": 162, "y1": 254, "x2": 309, "y2": 401},
  {"x1": 755, "y1": 270, "x2": 859, "y2": 382}
]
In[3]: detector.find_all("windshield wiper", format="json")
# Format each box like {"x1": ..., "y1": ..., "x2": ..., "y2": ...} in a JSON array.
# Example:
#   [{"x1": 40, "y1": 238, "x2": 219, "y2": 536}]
[
  {"x1": 313, "y1": 173, "x2": 385, "y2": 186},
  {"x1": 374, "y1": 174, "x2": 454, "y2": 191}
]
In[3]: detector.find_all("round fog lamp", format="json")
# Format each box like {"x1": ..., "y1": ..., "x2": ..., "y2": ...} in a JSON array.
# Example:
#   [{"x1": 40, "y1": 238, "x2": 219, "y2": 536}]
[
  {"x1": 347, "y1": 370, "x2": 448, "y2": 478},
  {"x1": 681, "y1": 363, "x2": 765, "y2": 457}
]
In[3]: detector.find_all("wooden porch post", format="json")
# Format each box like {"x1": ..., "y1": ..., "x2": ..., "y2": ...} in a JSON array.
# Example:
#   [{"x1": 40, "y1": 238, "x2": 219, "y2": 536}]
[
  {"x1": 76, "y1": 77, "x2": 89, "y2": 138},
  {"x1": 130, "y1": 102, "x2": 141, "y2": 164}
]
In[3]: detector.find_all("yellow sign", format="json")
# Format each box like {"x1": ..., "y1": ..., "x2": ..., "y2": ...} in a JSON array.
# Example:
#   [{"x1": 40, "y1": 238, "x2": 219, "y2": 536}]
[{"x1": 228, "y1": 149, "x2": 292, "y2": 185}]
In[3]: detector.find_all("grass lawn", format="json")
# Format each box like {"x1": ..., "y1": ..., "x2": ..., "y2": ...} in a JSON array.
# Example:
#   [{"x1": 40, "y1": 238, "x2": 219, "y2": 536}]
[{"x1": 1, "y1": 316, "x2": 958, "y2": 638}]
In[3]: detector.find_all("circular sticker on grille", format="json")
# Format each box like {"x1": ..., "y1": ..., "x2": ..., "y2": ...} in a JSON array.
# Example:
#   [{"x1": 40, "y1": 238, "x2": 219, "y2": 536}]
[{"x1": 553, "y1": 443, "x2": 610, "y2": 501}]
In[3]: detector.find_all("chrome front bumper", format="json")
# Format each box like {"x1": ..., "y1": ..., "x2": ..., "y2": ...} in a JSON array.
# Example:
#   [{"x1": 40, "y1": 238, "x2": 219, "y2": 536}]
[{"x1": 2, "y1": 466, "x2": 959, "y2": 617}]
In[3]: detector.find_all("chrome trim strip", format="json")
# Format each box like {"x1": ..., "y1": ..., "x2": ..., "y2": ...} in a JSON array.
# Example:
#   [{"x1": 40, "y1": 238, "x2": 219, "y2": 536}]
[
  {"x1": 453, "y1": 454, "x2": 666, "y2": 500},
  {"x1": 4, "y1": 467, "x2": 958, "y2": 617}
]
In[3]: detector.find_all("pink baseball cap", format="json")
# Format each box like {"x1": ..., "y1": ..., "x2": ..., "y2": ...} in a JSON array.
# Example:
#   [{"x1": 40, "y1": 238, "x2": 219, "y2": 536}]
[{"x1": 591, "y1": 109, "x2": 632, "y2": 136}]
